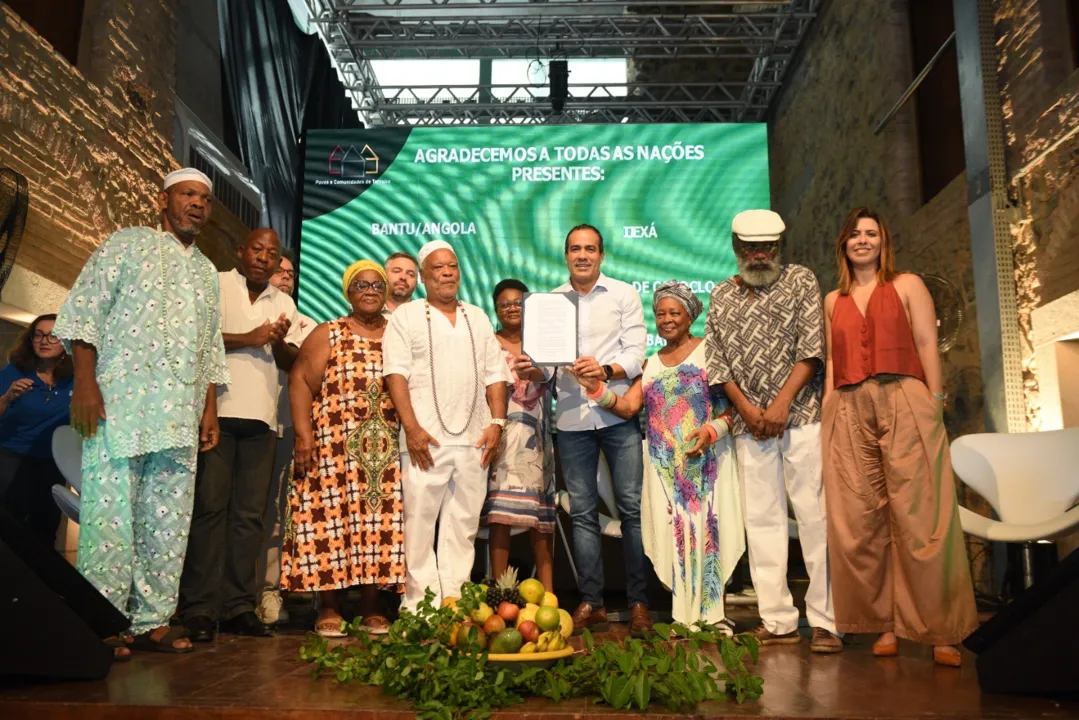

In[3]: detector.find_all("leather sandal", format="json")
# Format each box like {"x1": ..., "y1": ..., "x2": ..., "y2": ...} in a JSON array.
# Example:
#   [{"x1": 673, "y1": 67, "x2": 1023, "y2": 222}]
[
  {"x1": 316, "y1": 616, "x2": 347, "y2": 638},
  {"x1": 131, "y1": 626, "x2": 194, "y2": 654},
  {"x1": 362, "y1": 615, "x2": 391, "y2": 635}
]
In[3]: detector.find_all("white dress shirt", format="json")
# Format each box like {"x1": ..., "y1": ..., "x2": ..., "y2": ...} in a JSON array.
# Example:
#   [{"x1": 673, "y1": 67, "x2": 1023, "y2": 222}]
[
  {"x1": 549, "y1": 273, "x2": 646, "y2": 431},
  {"x1": 383, "y1": 299, "x2": 509, "y2": 447},
  {"x1": 217, "y1": 268, "x2": 304, "y2": 428},
  {"x1": 275, "y1": 311, "x2": 317, "y2": 435}
]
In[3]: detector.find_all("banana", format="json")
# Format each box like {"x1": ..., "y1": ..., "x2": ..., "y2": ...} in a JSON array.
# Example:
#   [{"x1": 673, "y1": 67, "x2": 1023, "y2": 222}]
[
  {"x1": 536, "y1": 634, "x2": 550, "y2": 652},
  {"x1": 519, "y1": 642, "x2": 536, "y2": 654},
  {"x1": 548, "y1": 634, "x2": 565, "y2": 651}
]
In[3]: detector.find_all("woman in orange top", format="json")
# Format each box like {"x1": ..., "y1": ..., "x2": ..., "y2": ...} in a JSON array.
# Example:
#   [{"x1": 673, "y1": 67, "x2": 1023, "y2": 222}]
[{"x1": 822, "y1": 207, "x2": 977, "y2": 667}]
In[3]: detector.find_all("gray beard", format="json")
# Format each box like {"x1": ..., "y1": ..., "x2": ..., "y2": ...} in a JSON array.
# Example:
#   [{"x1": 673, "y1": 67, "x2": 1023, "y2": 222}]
[{"x1": 737, "y1": 257, "x2": 782, "y2": 288}]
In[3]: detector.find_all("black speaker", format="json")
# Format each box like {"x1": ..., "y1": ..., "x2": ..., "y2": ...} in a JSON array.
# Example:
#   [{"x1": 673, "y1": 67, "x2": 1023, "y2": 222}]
[
  {"x1": 0, "y1": 506, "x2": 129, "y2": 680},
  {"x1": 964, "y1": 546, "x2": 1079, "y2": 695}
]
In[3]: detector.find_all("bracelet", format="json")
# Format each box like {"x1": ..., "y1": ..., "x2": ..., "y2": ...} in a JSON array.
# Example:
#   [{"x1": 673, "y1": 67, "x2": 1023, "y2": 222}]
[
  {"x1": 586, "y1": 382, "x2": 607, "y2": 400},
  {"x1": 933, "y1": 392, "x2": 948, "y2": 401},
  {"x1": 596, "y1": 387, "x2": 618, "y2": 409}
]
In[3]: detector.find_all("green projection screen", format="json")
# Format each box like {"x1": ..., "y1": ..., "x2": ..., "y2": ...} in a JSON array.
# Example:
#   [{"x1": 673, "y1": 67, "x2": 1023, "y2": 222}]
[{"x1": 299, "y1": 124, "x2": 769, "y2": 352}]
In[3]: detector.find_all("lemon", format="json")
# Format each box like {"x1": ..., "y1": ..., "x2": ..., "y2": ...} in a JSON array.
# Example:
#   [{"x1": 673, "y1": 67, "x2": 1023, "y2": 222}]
[
  {"x1": 518, "y1": 578, "x2": 545, "y2": 604},
  {"x1": 516, "y1": 603, "x2": 539, "y2": 628},
  {"x1": 540, "y1": 592, "x2": 559, "y2": 609}
]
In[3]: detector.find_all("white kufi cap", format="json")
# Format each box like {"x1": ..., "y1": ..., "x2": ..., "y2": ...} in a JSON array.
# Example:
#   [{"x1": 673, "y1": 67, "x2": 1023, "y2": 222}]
[
  {"x1": 732, "y1": 209, "x2": 785, "y2": 242},
  {"x1": 418, "y1": 239, "x2": 455, "y2": 267},
  {"x1": 163, "y1": 168, "x2": 213, "y2": 193}
]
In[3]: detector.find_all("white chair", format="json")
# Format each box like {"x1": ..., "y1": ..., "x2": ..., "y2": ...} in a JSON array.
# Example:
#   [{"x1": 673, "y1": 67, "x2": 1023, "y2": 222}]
[
  {"x1": 951, "y1": 429, "x2": 1079, "y2": 588},
  {"x1": 51, "y1": 426, "x2": 83, "y2": 524}
]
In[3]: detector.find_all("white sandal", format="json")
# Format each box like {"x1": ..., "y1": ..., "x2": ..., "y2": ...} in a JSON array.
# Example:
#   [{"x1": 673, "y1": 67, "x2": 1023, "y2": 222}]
[{"x1": 316, "y1": 617, "x2": 347, "y2": 638}]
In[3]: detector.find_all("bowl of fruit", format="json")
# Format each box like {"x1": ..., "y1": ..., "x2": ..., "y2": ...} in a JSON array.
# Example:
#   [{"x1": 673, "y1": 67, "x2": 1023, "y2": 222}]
[{"x1": 453, "y1": 568, "x2": 577, "y2": 666}]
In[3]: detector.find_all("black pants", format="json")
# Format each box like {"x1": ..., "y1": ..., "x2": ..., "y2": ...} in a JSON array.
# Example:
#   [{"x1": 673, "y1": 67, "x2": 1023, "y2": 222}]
[
  {"x1": 0, "y1": 446, "x2": 64, "y2": 548},
  {"x1": 178, "y1": 417, "x2": 276, "y2": 621}
]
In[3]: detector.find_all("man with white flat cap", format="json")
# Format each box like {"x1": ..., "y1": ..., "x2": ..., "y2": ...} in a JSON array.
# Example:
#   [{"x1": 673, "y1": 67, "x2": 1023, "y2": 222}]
[
  {"x1": 383, "y1": 240, "x2": 509, "y2": 612},
  {"x1": 703, "y1": 209, "x2": 841, "y2": 654},
  {"x1": 54, "y1": 168, "x2": 229, "y2": 654}
]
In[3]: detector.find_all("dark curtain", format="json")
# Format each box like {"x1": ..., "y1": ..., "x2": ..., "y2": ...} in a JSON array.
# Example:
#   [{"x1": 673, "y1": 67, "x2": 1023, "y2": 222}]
[{"x1": 218, "y1": 0, "x2": 362, "y2": 249}]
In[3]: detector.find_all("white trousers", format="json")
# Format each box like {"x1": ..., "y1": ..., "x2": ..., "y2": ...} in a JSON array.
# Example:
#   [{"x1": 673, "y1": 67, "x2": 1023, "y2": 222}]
[
  {"x1": 401, "y1": 446, "x2": 487, "y2": 612},
  {"x1": 734, "y1": 422, "x2": 836, "y2": 635},
  {"x1": 257, "y1": 429, "x2": 293, "y2": 593}
]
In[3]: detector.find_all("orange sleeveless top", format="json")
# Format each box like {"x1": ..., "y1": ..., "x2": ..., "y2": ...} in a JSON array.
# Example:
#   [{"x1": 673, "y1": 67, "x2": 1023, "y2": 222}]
[{"x1": 830, "y1": 280, "x2": 925, "y2": 389}]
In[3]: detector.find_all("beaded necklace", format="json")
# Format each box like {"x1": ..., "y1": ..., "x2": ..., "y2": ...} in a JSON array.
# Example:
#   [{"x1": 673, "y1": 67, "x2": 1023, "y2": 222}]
[
  {"x1": 157, "y1": 232, "x2": 216, "y2": 386},
  {"x1": 425, "y1": 300, "x2": 479, "y2": 436}
]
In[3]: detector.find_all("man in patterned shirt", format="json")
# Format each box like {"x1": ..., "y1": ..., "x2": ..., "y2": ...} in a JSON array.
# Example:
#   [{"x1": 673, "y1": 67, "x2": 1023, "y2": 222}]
[
  {"x1": 55, "y1": 168, "x2": 229, "y2": 654},
  {"x1": 704, "y1": 209, "x2": 841, "y2": 654}
]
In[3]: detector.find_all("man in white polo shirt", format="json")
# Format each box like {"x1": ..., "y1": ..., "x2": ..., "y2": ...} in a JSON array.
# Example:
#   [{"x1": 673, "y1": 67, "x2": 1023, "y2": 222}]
[{"x1": 178, "y1": 228, "x2": 303, "y2": 641}]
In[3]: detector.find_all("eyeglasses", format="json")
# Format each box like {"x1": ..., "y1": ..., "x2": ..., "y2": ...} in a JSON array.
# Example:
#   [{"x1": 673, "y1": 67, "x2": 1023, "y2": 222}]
[
  {"x1": 274, "y1": 269, "x2": 295, "y2": 279},
  {"x1": 497, "y1": 300, "x2": 523, "y2": 310},
  {"x1": 735, "y1": 241, "x2": 779, "y2": 254},
  {"x1": 32, "y1": 331, "x2": 60, "y2": 344},
  {"x1": 351, "y1": 280, "x2": 387, "y2": 293}
]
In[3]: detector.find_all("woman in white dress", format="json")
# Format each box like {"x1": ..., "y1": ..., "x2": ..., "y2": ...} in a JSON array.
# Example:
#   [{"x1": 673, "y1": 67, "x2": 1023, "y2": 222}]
[{"x1": 570, "y1": 281, "x2": 745, "y2": 630}]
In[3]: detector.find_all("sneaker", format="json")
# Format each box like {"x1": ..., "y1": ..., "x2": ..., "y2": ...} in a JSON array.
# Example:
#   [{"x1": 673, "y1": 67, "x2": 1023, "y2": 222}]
[
  {"x1": 257, "y1": 591, "x2": 285, "y2": 625},
  {"x1": 748, "y1": 624, "x2": 801, "y2": 645},
  {"x1": 726, "y1": 587, "x2": 758, "y2": 607}
]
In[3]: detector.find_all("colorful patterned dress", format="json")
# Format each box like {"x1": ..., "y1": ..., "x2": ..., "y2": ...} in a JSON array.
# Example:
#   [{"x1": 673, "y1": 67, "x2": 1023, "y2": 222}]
[
  {"x1": 640, "y1": 341, "x2": 745, "y2": 627},
  {"x1": 280, "y1": 319, "x2": 405, "y2": 592},
  {"x1": 480, "y1": 350, "x2": 556, "y2": 533}
]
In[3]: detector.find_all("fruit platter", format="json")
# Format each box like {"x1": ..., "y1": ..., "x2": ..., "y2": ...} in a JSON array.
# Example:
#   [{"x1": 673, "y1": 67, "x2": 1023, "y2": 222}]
[{"x1": 445, "y1": 567, "x2": 576, "y2": 665}]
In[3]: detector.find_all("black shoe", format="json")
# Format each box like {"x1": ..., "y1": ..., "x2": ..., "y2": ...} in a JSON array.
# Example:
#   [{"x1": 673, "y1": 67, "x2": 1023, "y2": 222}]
[
  {"x1": 185, "y1": 615, "x2": 216, "y2": 643},
  {"x1": 220, "y1": 610, "x2": 273, "y2": 637}
]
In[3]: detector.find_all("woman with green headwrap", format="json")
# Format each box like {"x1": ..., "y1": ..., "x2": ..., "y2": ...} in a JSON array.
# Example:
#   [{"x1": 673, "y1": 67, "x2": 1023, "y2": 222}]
[
  {"x1": 280, "y1": 260, "x2": 405, "y2": 637},
  {"x1": 568, "y1": 280, "x2": 745, "y2": 631}
]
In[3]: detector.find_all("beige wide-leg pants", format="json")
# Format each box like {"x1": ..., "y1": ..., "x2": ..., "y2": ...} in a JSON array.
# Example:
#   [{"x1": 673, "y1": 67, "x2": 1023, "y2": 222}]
[{"x1": 822, "y1": 376, "x2": 978, "y2": 646}]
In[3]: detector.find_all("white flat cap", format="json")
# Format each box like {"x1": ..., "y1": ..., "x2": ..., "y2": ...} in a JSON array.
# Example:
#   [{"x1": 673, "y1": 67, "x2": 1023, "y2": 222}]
[
  {"x1": 732, "y1": 209, "x2": 785, "y2": 242},
  {"x1": 163, "y1": 168, "x2": 212, "y2": 193},
  {"x1": 418, "y1": 239, "x2": 455, "y2": 267}
]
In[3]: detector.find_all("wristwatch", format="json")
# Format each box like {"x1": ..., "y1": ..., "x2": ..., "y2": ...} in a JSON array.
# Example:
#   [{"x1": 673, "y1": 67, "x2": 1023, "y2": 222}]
[
  {"x1": 602, "y1": 364, "x2": 614, "y2": 381},
  {"x1": 490, "y1": 418, "x2": 506, "y2": 429}
]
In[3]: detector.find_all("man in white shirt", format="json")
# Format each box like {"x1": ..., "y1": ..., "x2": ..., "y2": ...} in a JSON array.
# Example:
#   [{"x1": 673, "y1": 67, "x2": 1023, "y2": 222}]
[
  {"x1": 383, "y1": 251, "x2": 419, "y2": 318},
  {"x1": 179, "y1": 229, "x2": 304, "y2": 641},
  {"x1": 383, "y1": 240, "x2": 509, "y2": 612},
  {"x1": 517, "y1": 224, "x2": 650, "y2": 636},
  {"x1": 256, "y1": 249, "x2": 316, "y2": 625}
]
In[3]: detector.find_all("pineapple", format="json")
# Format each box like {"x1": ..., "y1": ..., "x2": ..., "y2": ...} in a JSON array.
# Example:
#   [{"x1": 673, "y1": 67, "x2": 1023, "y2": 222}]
[{"x1": 491, "y1": 566, "x2": 525, "y2": 609}]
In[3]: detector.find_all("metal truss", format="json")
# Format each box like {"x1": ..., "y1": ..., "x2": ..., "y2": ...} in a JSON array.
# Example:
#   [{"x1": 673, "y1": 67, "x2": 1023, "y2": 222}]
[
  {"x1": 370, "y1": 82, "x2": 775, "y2": 124},
  {"x1": 307, "y1": 0, "x2": 820, "y2": 125}
]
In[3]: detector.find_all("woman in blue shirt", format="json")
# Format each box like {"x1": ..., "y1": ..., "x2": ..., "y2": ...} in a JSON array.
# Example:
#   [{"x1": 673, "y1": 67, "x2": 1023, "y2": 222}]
[{"x1": 0, "y1": 314, "x2": 74, "y2": 545}]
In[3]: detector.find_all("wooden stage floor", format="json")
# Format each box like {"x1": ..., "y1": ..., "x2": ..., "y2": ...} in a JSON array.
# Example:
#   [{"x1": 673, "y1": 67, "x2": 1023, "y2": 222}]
[{"x1": 1, "y1": 625, "x2": 1076, "y2": 720}]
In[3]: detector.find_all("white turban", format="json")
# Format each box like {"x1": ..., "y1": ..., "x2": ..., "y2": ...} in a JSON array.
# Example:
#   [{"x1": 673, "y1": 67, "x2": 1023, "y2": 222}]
[
  {"x1": 418, "y1": 240, "x2": 455, "y2": 267},
  {"x1": 163, "y1": 168, "x2": 212, "y2": 193}
]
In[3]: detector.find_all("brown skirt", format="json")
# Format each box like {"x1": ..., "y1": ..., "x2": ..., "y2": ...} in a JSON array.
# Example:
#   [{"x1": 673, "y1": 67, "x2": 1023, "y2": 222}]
[{"x1": 822, "y1": 375, "x2": 978, "y2": 645}]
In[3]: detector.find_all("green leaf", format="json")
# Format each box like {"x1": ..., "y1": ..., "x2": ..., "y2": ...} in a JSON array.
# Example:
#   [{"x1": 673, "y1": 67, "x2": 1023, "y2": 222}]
[
  {"x1": 634, "y1": 673, "x2": 650, "y2": 709},
  {"x1": 652, "y1": 622, "x2": 671, "y2": 640},
  {"x1": 611, "y1": 676, "x2": 633, "y2": 709},
  {"x1": 583, "y1": 628, "x2": 594, "y2": 650}
]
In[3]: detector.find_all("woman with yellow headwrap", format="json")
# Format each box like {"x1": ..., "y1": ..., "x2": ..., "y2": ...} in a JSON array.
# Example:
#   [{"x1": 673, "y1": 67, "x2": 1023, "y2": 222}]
[{"x1": 280, "y1": 259, "x2": 405, "y2": 636}]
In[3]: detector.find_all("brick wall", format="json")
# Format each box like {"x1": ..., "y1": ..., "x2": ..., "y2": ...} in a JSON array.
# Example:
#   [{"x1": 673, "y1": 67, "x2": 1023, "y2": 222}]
[{"x1": 0, "y1": 1, "x2": 242, "y2": 317}]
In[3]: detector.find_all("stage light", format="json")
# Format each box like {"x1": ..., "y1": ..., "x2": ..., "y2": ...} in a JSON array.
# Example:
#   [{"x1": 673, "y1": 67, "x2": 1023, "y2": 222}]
[{"x1": 549, "y1": 60, "x2": 568, "y2": 114}]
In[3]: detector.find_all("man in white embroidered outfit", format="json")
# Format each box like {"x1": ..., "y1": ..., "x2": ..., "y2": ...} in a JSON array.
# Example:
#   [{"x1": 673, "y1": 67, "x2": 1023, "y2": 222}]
[{"x1": 383, "y1": 240, "x2": 509, "y2": 611}]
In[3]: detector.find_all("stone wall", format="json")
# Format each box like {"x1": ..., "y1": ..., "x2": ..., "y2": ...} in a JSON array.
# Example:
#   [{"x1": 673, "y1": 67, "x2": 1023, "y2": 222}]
[
  {"x1": 997, "y1": 0, "x2": 1079, "y2": 431},
  {"x1": 0, "y1": 1, "x2": 243, "y2": 318}
]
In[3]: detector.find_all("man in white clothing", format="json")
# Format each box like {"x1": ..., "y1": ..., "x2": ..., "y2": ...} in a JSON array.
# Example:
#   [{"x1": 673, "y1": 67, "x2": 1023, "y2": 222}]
[
  {"x1": 704, "y1": 209, "x2": 841, "y2": 654},
  {"x1": 383, "y1": 240, "x2": 509, "y2": 611},
  {"x1": 256, "y1": 249, "x2": 316, "y2": 625}
]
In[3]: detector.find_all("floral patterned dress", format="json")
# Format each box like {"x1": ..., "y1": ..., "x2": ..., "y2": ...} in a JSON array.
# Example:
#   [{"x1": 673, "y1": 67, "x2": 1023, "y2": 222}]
[
  {"x1": 640, "y1": 341, "x2": 745, "y2": 627},
  {"x1": 280, "y1": 319, "x2": 405, "y2": 592},
  {"x1": 480, "y1": 350, "x2": 556, "y2": 533}
]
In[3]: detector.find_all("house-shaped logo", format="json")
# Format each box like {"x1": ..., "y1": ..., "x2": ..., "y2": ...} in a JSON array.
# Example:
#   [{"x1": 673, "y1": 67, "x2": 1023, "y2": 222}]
[{"x1": 328, "y1": 144, "x2": 380, "y2": 177}]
